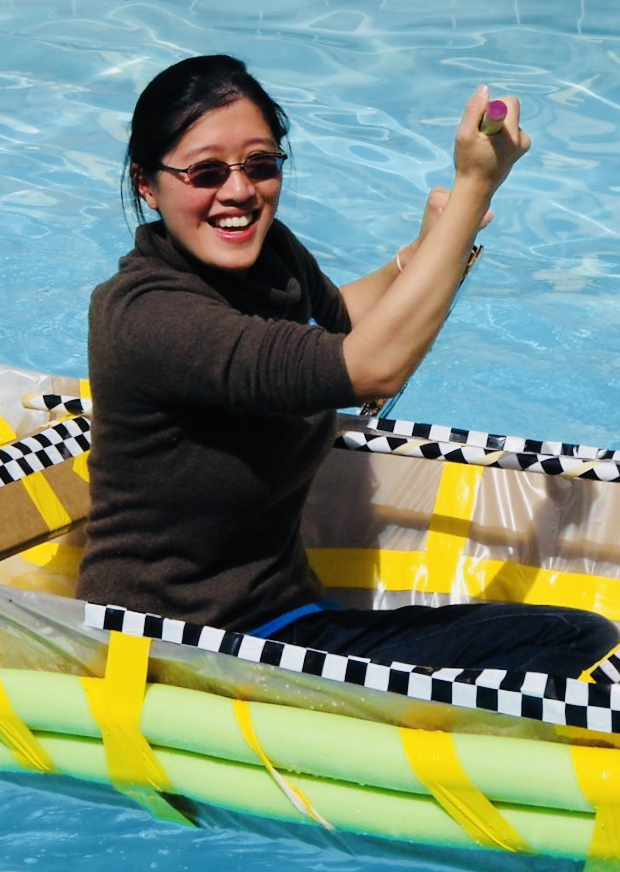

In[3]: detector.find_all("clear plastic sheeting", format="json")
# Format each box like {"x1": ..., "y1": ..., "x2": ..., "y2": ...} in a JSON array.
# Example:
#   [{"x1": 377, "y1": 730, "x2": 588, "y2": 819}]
[
  {"x1": 303, "y1": 438, "x2": 620, "y2": 620},
  {"x1": 0, "y1": 359, "x2": 619, "y2": 735},
  {"x1": 0, "y1": 585, "x2": 551, "y2": 739},
  {"x1": 3, "y1": 360, "x2": 619, "y2": 624},
  {"x1": 2, "y1": 363, "x2": 620, "y2": 865},
  {"x1": 0, "y1": 364, "x2": 85, "y2": 441},
  {"x1": 0, "y1": 364, "x2": 90, "y2": 562}
]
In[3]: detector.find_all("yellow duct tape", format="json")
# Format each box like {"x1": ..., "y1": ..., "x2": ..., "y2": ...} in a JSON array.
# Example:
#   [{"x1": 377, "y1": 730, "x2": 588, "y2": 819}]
[
  {"x1": 72, "y1": 451, "x2": 90, "y2": 483},
  {"x1": 81, "y1": 631, "x2": 194, "y2": 827},
  {"x1": 309, "y1": 465, "x2": 484, "y2": 596},
  {"x1": 399, "y1": 727, "x2": 530, "y2": 853},
  {"x1": 422, "y1": 464, "x2": 484, "y2": 593},
  {"x1": 233, "y1": 698, "x2": 333, "y2": 830},
  {"x1": 0, "y1": 675, "x2": 56, "y2": 773},
  {"x1": 20, "y1": 471, "x2": 72, "y2": 533},
  {"x1": 0, "y1": 415, "x2": 16, "y2": 446},
  {"x1": 20, "y1": 541, "x2": 82, "y2": 576},
  {"x1": 571, "y1": 745, "x2": 620, "y2": 868},
  {"x1": 309, "y1": 546, "x2": 620, "y2": 619}
]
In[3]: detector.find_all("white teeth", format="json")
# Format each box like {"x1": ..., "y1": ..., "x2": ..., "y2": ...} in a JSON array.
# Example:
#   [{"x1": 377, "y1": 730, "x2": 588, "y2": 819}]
[{"x1": 216, "y1": 214, "x2": 252, "y2": 229}]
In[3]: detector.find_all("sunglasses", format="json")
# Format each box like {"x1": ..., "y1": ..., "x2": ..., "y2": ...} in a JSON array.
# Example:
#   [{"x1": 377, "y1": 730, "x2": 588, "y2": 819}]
[{"x1": 157, "y1": 152, "x2": 287, "y2": 189}]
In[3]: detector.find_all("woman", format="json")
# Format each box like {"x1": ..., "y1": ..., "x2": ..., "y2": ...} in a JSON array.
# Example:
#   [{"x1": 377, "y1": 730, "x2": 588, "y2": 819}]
[{"x1": 77, "y1": 55, "x2": 618, "y2": 677}]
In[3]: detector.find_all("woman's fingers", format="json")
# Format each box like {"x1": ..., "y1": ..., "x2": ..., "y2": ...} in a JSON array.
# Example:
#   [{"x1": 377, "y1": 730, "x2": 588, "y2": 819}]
[
  {"x1": 497, "y1": 95, "x2": 531, "y2": 154},
  {"x1": 461, "y1": 84, "x2": 491, "y2": 134},
  {"x1": 454, "y1": 87, "x2": 531, "y2": 190}
]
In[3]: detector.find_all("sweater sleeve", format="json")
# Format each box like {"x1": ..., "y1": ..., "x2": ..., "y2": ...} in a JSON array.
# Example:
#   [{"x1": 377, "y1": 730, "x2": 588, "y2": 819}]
[{"x1": 101, "y1": 287, "x2": 358, "y2": 416}]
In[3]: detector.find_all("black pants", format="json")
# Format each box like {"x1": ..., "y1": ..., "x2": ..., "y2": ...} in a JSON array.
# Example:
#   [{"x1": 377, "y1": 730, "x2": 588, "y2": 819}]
[{"x1": 268, "y1": 602, "x2": 619, "y2": 678}]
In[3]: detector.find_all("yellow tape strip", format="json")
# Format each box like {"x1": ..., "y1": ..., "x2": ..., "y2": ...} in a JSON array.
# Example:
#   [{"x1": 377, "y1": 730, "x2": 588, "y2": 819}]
[
  {"x1": 308, "y1": 465, "x2": 483, "y2": 599},
  {"x1": 232, "y1": 698, "x2": 333, "y2": 830},
  {"x1": 571, "y1": 745, "x2": 620, "y2": 868},
  {"x1": 20, "y1": 471, "x2": 72, "y2": 533},
  {"x1": 20, "y1": 542, "x2": 82, "y2": 575},
  {"x1": 79, "y1": 378, "x2": 92, "y2": 400},
  {"x1": 459, "y1": 558, "x2": 618, "y2": 615},
  {"x1": 72, "y1": 450, "x2": 90, "y2": 482},
  {"x1": 309, "y1": 549, "x2": 620, "y2": 619},
  {"x1": 422, "y1": 463, "x2": 485, "y2": 593},
  {"x1": 400, "y1": 728, "x2": 529, "y2": 853},
  {"x1": 0, "y1": 415, "x2": 16, "y2": 447},
  {"x1": 307, "y1": 547, "x2": 425, "y2": 593},
  {"x1": 81, "y1": 631, "x2": 194, "y2": 827},
  {"x1": 0, "y1": 676, "x2": 56, "y2": 773}
]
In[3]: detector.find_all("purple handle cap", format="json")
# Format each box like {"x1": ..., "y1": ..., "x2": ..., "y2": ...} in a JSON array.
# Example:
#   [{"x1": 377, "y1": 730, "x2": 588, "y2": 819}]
[
  {"x1": 479, "y1": 100, "x2": 508, "y2": 134},
  {"x1": 487, "y1": 100, "x2": 508, "y2": 121}
]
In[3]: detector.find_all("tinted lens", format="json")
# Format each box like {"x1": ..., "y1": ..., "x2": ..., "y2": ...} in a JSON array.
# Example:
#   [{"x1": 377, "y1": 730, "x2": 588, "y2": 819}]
[
  {"x1": 185, "y1": 154, "x2": 286, "y2": 188},
  {"x1": 187, "y1": 161, "x2": 230, "y2": 188},
  {"x1": 244, "y1": 153, "x2": 286, "y2": 181}
]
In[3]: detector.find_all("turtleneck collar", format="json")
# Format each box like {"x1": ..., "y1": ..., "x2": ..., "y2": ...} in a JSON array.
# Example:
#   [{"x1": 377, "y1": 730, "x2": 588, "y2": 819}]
[{"x1": 134, "y1": 219, "x2": 302, "y2": 313}]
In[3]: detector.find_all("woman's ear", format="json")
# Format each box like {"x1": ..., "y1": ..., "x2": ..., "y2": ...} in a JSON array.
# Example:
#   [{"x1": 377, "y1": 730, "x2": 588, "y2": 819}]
[{"x1": 132, "y1": 164, "x2": 159, "y2": 211}]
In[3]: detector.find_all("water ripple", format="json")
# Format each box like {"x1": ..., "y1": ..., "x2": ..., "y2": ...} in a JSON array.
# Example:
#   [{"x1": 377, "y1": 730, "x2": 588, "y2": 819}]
[
  {"x1": 4, "y1": 2, "x2": 618, "y2": 866},
  {"x1": 2, "y1": 0, "x2": 620, "y2": 451}
]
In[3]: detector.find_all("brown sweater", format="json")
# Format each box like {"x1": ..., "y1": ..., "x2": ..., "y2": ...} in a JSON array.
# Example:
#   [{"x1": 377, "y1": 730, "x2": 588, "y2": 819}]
[{"x1": 77, "y1": 219, "x2": 357, "y2": 631}]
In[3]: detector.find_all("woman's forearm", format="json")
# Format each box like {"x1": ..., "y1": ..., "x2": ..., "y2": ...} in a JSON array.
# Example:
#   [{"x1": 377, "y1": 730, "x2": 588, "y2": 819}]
[
  {"x1": 339, "y1": 259, "x2": 402, "y2": 327},
  {"x1": 342, "y1": 176, "x2": 491, "y2": 400}
]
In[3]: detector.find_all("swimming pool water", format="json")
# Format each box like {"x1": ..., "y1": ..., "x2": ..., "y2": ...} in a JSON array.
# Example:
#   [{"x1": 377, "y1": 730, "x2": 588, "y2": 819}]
[
  {"x1": 3, "y1": 0, "x2": 620, "y2": 447},
  {"x1": 0, "y1": 0, "x2": 618, "y2": 868}
]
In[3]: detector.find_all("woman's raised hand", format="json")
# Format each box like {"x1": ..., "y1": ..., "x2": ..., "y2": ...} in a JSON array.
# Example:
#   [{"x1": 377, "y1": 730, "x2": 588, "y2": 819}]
[
  {"x1": 342, "y1": 86, "x2": 530, "y2": 401},
  {"x1": 454, "y1": 85, "x2": 530, "y2": 195}
]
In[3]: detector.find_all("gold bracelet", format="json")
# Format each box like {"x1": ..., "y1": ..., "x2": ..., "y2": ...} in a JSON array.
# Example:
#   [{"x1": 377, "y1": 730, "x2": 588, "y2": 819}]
[{"x1": 396, "y1": 243, "x2": 482, "y2": 280}]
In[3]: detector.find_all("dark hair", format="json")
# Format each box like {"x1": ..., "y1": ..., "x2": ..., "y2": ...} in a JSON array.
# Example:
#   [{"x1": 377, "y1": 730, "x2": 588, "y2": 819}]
[{"x1": 123, "y1": 55, "x2": 290, "y2": 222}]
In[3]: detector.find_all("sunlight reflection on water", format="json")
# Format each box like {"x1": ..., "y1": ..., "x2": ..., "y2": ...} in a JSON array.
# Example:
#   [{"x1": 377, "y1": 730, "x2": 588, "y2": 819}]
[
  {"x1": 3, "y1": 0, "x2": 620, "y2": 445},
  {"x1": 0, "y1": 1, "x2": 618, "y2": 868}
]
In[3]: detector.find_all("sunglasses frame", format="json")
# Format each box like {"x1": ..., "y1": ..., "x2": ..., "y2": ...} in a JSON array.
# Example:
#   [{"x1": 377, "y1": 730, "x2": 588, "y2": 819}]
[{"x1": 157, "y1": 151, "x2": 288, "y2": 189}]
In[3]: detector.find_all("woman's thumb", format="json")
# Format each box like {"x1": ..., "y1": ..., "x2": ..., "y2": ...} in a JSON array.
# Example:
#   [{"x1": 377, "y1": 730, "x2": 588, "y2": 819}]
[{"x1": 460, "y1": 84, "x2": 489, "y2": 131}]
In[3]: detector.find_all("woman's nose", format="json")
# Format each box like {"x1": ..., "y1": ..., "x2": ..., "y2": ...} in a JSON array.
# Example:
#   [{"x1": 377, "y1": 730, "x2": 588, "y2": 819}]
[{"x1": 217, "y1": 165, "x2": 256, "y2": 200}]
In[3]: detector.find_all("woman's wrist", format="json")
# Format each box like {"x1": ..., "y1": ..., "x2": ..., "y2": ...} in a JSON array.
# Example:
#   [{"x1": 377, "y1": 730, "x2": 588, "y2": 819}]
[
  {"x1": 394, "y1": 240, "x2": 421, "y2": 273},
  {"x1": 393, "y1": 177, "x2": 489, "y2": 275},
  {"x1": 451, "y1": 173, "x2": 495, "y2": 209}
]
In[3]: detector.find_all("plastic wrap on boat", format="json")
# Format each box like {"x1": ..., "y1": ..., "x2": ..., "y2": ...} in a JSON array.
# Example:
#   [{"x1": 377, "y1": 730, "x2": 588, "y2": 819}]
[
  {"x1": 2, "y1": 363, "x2": 620, "y2": 866},
  {"x1": 303, "y1": 439, "x2": 620, "y2": 619},
  {"x1": 0, "y1": 364, "x2": 91, "y2": 560}
]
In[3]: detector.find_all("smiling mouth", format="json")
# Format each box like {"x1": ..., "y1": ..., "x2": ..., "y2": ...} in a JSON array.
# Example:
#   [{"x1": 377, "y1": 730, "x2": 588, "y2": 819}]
[{"x1": 211, "y1": 211, "x2": 258, "y2": 230}]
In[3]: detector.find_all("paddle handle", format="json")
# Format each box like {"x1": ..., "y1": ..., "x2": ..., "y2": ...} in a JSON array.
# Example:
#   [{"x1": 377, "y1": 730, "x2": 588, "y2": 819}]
[{"x1": 479, "y1": 100, "x2": 507, "y2": 135}]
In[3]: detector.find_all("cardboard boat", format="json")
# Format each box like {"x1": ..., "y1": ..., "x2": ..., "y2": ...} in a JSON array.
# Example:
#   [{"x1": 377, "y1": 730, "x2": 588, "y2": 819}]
[{"x1": 1, "y1": 361, "x2": 620, "y2": 869}]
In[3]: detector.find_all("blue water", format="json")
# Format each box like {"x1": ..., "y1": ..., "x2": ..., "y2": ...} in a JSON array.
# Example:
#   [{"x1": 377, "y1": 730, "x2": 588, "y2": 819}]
[{"x1": 0, "y1": 0, "x2": 617, "y2": 868}]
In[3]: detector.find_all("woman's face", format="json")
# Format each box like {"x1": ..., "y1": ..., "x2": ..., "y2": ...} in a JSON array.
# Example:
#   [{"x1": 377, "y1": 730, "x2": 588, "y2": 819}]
[{"x1": 138, "y1": 98, "x2": 283, "y2": 274}]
